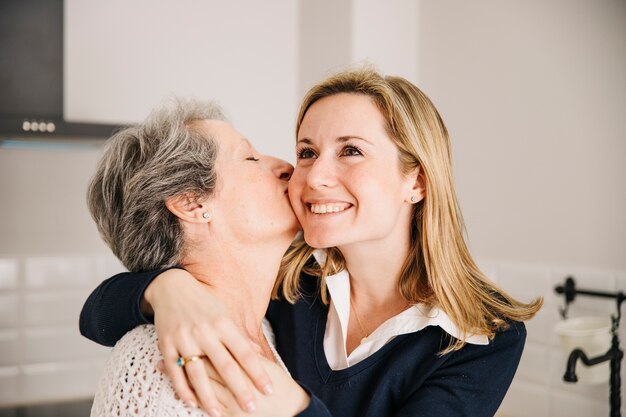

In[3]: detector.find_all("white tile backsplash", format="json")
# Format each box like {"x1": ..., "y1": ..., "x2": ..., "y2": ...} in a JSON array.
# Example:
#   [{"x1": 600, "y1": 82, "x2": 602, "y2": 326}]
[
  {"x1": 525, "y1": 303, "x2": 561, "y2": 347},
  {"x1": 24, "y1": 256, "x2": 97, "y2": 290},
  {"x1": 23, "y1": 326, "x2": 110, "y2": 363},
  {"x1": 516, "y1": 342, "x2": 551, "y2": 385},
  {"x1": 21, "y1": 361, "x2": 104, "y2": 404},
  {"x1": 24, "y1": 290, "x2": 90, "y2": 326},
  {"x1": 550, "y1": 388, "x2": 609, "y2": 417},
  {"x1": 95, "y1": 253, "x2": 127, "y2": 283},
  {"x1": 0, "y1": 294, "x2": 19, "y2": 328},
  {"x1": 0, "y1": 259, "x2": 18, "y2": 290},
  {"x1": 0, "y1": 253, "x2": 120, "y2": 407},
  {"x1": 0, "y1": 367, "x2": 20, "y2": 404},
  {"x1": 0, "y1": 330, "x2": 21, "y2": 367},
  {"x1": 498, "y1": 379, "x2": 551, "y2": 417}
]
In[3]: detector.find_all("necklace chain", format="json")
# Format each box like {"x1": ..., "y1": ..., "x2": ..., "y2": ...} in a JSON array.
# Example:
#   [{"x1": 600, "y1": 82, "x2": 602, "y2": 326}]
[
  {"x1": 350, "y1": 300, "x2": 370, "y2": 344},
  {"x1": 350, "y1": 294, "x2": 411, "y2": 345}
]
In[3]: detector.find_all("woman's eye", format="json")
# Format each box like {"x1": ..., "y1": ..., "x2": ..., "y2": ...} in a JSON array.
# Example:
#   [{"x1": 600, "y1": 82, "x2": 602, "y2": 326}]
[
  {"x1": 246, "y1": 156, "x2": 260, "y2": 162},
  {"x1": 341, "y1": 145, "x2": 363, "y2": 157},
  {"x1": 297, "y1": 147, "x2": 316, "y2": 159}
]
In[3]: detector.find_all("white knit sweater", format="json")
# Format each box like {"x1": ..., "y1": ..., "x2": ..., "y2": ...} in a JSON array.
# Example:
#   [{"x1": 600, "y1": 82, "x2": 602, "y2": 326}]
[{"x1": 90, "y1": 321, "x2": 285, "y2": 417}]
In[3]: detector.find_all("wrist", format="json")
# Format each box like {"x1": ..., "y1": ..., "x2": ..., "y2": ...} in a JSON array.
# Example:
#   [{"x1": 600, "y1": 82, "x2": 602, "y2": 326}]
[
  {"x1": 143, "y1": 268, "x2": 186, "y2": 316},
  {"x1": 289, "y1": 383, "x2": 311, "y2": 416},
  {"x1": 142, "y1": 276, "x2": 159, "y2": 316}
]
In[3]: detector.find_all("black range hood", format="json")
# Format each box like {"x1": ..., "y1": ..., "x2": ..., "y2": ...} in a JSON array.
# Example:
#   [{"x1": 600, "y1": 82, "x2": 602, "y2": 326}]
[
  {"x1": 0, "y1": 117, "x2": 124, "y2": 139},
  {"x1": 0, "y1": 0, "x2": 124, "y2": 139}
]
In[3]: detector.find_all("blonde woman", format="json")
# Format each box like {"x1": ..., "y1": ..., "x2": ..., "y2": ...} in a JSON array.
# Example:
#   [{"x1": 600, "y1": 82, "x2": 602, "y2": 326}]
[{"x1": 80, "y1": 69, "x2": 541, "y2": 417}]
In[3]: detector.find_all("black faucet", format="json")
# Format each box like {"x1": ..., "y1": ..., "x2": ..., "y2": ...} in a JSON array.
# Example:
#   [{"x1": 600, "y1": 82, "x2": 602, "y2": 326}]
[{"x1": 555, "y1": 277, "x2": 625, "y2": 417}]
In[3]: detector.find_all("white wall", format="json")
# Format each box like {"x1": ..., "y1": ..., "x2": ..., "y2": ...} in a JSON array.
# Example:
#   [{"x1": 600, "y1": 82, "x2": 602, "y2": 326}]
[
  {"x1": 65, "y1": 0, "x2": 299, "y2": 163},
  {"x1": 298, "y1": 0, "x2": 420, "y2": 92},
  {"x1": 416, "y1": 0, "x2": 626, "y2": 270},
  {"x1": 298, "y1": 0, "x2": 352, "y2": 97},
  {"x1": 351, "y1": 0, "x2": 418, "y2": 81}
]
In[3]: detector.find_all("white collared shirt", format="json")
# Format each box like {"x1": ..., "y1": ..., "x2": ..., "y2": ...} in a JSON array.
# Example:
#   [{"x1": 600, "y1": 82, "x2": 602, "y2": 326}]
[{"x1": 314, "y1": 250, "x2": 489, "y2": 370}]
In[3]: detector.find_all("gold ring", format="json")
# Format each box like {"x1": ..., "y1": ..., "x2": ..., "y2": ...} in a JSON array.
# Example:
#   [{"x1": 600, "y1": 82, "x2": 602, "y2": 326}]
[{"x1": 177, "y1": 355, "x2": 206, "y2": 367}]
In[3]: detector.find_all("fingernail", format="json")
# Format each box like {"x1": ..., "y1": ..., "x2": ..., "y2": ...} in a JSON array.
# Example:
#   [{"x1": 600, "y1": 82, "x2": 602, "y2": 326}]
[
  {"x1": 262, "y1": 383, "x2": 274, "y2": 395},
  {"x1": 207, "y1": 407, "x2": 220, "y2": 417},
  {"x1": 185, "y1": 400, "x2": 197, "y2": 409},
  {"x1": 156, "y1": 362, "x2": 164, "y2": 372},
  {"x1": 245, "y1": 400, "x2": 256, "y2": 413}
]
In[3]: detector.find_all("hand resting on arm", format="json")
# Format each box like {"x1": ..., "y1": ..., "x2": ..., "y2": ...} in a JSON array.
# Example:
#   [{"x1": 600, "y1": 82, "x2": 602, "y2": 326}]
[{"x1": 80, "y1": 268, "x2": 275, "y2": 414}]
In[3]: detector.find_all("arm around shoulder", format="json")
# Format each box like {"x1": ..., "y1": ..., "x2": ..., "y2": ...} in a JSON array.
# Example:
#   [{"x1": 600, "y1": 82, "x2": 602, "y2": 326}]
[
  {"x1": 295, "y1": 386, "x2": 333, "y2": 417},
  {"x1": 79, "y1": 270, "x2": 167, "y2": 346}
]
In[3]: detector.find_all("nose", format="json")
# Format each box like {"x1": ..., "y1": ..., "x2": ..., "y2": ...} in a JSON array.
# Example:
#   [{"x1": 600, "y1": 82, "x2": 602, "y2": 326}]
[
  {"x1": 305, "y1": 155, "x2": 336, "y2": 189},
  {"x1": 269, "y1": 156, "x2": 294, "y2": 181}
]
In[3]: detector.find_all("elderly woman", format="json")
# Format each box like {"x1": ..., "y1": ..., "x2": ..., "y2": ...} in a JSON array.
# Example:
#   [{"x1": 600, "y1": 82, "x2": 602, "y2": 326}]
[{"x1": 86, "y1": 99, "x2": 316, "y2": 417}]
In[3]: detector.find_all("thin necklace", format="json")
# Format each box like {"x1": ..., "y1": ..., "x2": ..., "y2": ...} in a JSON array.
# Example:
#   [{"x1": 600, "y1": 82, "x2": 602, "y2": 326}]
[
  {"x1": 350, "y1": 299, "x2": 370, "y2": 344},
  {"x1": 350, "y1": 294, "x2": 411, "y2": 345}
]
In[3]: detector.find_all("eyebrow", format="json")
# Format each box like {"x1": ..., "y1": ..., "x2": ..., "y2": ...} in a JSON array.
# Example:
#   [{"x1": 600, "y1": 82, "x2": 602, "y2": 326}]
[{"x1": 297, "y1": 135, "x2": 371, "y2": 145}]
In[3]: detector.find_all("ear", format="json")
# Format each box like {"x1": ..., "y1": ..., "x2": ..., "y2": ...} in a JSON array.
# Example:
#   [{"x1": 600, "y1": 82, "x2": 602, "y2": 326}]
[
  {"x1": 165, "y1": 194, "x2": 212, "y2": 224},
  {"x1": 405, "y1": 166, "x2": 426, "y2": 204}
]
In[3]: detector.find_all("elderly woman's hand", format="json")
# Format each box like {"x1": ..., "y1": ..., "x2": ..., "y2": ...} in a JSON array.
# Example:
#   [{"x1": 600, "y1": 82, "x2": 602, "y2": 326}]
[{"x1": 144, "y1": 269, "x2": 273, "y2": 416}]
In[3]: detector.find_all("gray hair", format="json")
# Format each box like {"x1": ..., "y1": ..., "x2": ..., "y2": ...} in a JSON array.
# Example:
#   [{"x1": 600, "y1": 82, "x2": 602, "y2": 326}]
[{"x1": 87, "y1": 98, "x2": 225, "y2": 271}]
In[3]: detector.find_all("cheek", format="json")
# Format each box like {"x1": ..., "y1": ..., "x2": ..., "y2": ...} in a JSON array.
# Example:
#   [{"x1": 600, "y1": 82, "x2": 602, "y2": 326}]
[
  {"x1": 288, "y1": 192, "x2": 307, "y2": 224},
  {"x1": 349, "y1": 167, "x2": 404, "y2": 209},
  {"x1": 287, "y1": 173, "x2": 305, "y2": 202}
]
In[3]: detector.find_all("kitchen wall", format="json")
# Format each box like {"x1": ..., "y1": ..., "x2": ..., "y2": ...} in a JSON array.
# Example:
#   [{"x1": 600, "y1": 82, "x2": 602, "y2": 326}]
[
  {"x1": 417, "y1": 0, "x2": 626, "y2": 271},
  {"x1": 0, "y1": 145, "x2": 118, "y2": 406},
  {"x1": 415, "y1": 1, "x2": 626, "y2": 416},
  {"x1": 0, "y1": 0, "x2": 300, "y2": 408},
  {"x1": 0, "y1": 0, "x2": 624, "y2": 415}
]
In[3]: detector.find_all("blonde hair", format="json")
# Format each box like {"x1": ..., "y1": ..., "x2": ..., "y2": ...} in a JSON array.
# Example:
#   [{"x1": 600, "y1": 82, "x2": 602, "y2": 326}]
[{"x1": 274, "y1": 67, "x2": 542, "y2": 352}]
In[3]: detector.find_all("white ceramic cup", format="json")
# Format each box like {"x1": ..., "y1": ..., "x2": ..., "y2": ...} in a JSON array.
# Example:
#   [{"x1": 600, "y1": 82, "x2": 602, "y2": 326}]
[{"x1": 555, "y1": 316, "x2": 612, "y2": 385}]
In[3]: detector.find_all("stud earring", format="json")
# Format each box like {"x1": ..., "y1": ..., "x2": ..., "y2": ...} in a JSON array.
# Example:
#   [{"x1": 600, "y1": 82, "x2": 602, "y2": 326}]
[
  {"x1": 410, "y1": 196, "x2": 418, "y2": 203},
  {"x1": 202, "y1": 212, "x2": 210, "y2": 219}
]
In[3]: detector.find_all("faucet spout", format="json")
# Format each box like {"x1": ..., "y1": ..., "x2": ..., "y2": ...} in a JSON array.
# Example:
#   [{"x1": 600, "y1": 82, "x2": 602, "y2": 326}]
[{"x1": 564, "y1": 347, "x2": 613, "y2": 383}]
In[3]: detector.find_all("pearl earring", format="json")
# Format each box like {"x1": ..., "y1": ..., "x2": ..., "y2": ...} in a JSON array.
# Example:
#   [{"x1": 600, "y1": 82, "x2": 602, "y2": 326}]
[
  {"x1": 202, "y1": 212, "x2": 210, "y2": 219},
  {"x1": 410, "y1": 196, "x2": 418, "y2": 203}
]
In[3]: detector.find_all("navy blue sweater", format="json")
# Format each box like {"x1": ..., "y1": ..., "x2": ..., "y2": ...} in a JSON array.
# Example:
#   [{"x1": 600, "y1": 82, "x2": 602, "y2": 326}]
[{"x1": 80, "y1": 270, "x2": 526, "y2": 417}]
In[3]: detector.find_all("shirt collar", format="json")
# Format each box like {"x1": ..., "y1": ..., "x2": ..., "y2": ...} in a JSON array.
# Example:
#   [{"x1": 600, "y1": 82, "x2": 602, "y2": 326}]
[{"x1": 314, "y1": 249, "x2": 489, "y2": 346}]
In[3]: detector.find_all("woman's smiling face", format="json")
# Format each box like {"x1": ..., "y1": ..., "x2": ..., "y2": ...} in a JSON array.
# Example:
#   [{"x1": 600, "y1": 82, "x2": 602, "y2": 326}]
[{"x1": 288, "y1": 93, "x2": 417, "y2": 250}]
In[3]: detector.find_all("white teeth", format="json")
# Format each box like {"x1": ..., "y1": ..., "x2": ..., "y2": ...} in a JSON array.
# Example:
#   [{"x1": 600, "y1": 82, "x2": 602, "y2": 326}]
[{"x1": 310, "y1": 204, "x2": 348, "y2": 214}]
